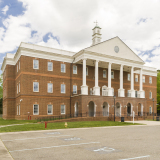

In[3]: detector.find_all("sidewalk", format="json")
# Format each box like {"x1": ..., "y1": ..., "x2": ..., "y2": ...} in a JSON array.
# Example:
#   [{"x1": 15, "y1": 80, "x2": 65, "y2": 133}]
[
  {"x1": 126, "y1": 120, "x2": 160, "y2": 126},
  {"x1": 0, "y1": 138, "x2": 13, "y2": 160}
]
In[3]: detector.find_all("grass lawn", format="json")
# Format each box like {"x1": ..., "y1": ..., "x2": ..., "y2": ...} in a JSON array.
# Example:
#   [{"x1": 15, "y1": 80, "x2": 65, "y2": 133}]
[
  {"x1": 0, "y1": 118, "x2": 37, "y2": 125},
  {"x1": 0, "y1": 121, "x2": 141, "y2": 133}
]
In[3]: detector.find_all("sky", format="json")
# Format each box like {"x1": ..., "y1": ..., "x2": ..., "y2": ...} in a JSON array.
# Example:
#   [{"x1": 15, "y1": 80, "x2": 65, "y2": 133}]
[{"x1": 0, "y1": 0, "x2": 160, "y2": 74}]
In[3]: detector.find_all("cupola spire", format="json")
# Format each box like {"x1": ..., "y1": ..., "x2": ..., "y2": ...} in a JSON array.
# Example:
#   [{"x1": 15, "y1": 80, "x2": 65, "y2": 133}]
[{"x1": 92, "y1": 21, "x2": 102, "y2": 46}]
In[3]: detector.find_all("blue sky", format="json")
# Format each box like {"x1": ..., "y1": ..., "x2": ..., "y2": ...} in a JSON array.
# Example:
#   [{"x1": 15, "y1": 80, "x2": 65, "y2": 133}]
[{"x1": 0, "y1": 0, "x2": 160, "y2": 75}]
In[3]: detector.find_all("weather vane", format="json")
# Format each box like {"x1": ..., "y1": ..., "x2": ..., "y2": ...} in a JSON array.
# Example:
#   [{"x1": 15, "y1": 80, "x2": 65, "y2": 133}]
[{"x1": 94, "y1": 20, "x2": 98, "y2": 26}]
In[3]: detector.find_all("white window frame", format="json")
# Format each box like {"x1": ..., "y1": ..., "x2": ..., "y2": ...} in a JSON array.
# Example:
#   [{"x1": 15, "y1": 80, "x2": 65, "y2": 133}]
[
  {"x1": 143, "y1": 76, "x2": 145, "y2": 83},
  {"x1": 19, "y1": 83, "x2": 20, "y2": 93},
  {"x1": 103, "y1": 70, "x2": 106, "y2": 78},
  {"x1": 33, "y1": 104, "x2": 39, "y2": 115},
  {"x1": 33, "y1": 59, "x2": 39, "y2": 69},
  {"x1": 48, "y1": 62, "x2": 53, "y2": 71},
  {"x1": 73, "y1": 85, "x2": 77, "y2": 94},
  {"x1": 47, "y1": 104, "x2": 53, "y2": 115},
  {"x1": 149, "y1": 91, "x2": 152, "y2": 99},
  {"x1": 47, "y1": 83, "x2": 53, "y2": 93},
  {"x1": 111, "y1": 71, "x2": 114, "y2": 79},
  {"x1": 128, "y1": 73, "x2": 131, "y2": 81},
  {"x1": 135, "y1": 75, "x2": 138, "y2": 82},
  {"x1": 73, "y1": 65, "x2": 77, "y2": 74},
  {"x1": 149, "y1": 77, "x2": 152, "y2": 84},
  {"x1": 86, "y1": 67, "x2": 88, "y2": 76},
  {"x1": 17, "y1": 84, "x2": 18, "y2": 94},
  {"x1": 61, "y1": 64, "x2": 66, "y2": 73},
  {"x1": 61, "y1": 84, "x2": 66, "y2": 93},
  {"x1": 19, "y1": 61, "x2": 20, "y2": 70},
  {"x1": 33, "y1": 82, "x2": 39, "y2": 92},
  {"x1": 149, "y1": 106, "x2": 152, "y2": 114},
  {"x1": 19, "y1": 105, "x2": 20, "y2": 115},
  {"x1": 17, "y1": 105, "x2": 18, "y2": 115},
  {"x1": 135, "y1": 90, "x2": 138, "y2": 98},
  {"x1": 61, "y1": 104, "x2": 65, "y2": 114}
]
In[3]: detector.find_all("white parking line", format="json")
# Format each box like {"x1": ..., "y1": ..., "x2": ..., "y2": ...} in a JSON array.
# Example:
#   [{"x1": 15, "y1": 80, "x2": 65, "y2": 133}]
[
  {"x1": 119, "y1": 155, "x2": 150, "y2": 160},
  {"x1": 9, "y1": 142, "x2": 100, "y2": 152},
  {"x1": 2, "y1": 135, "x2": 71, "y2": 142}
]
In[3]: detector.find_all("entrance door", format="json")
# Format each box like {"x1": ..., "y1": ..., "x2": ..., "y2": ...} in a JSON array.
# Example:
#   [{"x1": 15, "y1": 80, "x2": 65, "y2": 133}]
[
  {"x1": 103, "y1": 102, "x2": 108, "y2": 116},
  {"x1": 127, "y1": 103, "x2": 131, "y2": 116},
  {"x1": 89, "y1": 101, "x2": 94, "y2": 117}
]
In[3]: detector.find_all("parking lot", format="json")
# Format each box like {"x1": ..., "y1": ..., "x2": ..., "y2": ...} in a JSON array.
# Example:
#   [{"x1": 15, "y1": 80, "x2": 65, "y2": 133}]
[{"x1": 0, "y1": 122, "x2": 160, "y2": 160}]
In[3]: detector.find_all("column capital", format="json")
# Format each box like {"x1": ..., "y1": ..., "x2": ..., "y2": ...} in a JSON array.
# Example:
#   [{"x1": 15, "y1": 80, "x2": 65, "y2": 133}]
[
  {"x1": 82, "y1": 58, "x2": 87, "y2": 61},
  {"x1": 95, "y1": 60, "x2": 99, "y2": 63},
  {"x1": 108, "y1": 62, "x2": 112, "y2": 65}
]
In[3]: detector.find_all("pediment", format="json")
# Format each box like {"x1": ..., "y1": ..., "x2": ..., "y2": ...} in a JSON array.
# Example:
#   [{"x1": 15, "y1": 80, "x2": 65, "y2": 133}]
[{"x1": 85, "y1": 37, "x2": 144, "y2": 63}]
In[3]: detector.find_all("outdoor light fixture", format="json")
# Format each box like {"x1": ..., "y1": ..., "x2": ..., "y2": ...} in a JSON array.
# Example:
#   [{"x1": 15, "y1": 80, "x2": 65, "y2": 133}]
[
  {"x1": 152, "y1": 98, "x2": 155, "y2": 120},
  {"x1": 113, "y1": 95, "x2": 116, "y2": 122}
]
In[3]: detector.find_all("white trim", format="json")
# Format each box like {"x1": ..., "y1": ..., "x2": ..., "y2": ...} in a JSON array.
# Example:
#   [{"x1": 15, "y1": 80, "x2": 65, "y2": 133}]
[
  {"x1": 33, "y1": 104, "x2": 39, "y2": 115},
  {"x1": 33, "y1": 82, "x2": 39, "y2": 92},
  {"x1": 73, "y1": 65, "x2": 77, "y2": 74},
  {"x1": 127, "y1": 73, "x2": 131, "y2": 81},
  {"x1": 149, "y1": 91, "x2": 152, "y2": 99},
  {"x1": 103, "y1": 70, "x2": 106, "y2": 78},
  {"x1": 61, "y1": 84, "x2": 66, "y2": 94},
  {"x1": 111, "y1": 71, "x2": 114, "y2": 79},
  {"x1": 47, "y1": 83, "x2": 53, "y2": 93},
  {"x1": 48, "y1": 62, "x2": 53, "y2": 71},
  {"x1": 61, "y1": 104, "x2": 65, "y2": 114},
  {"x1": 149, "y1": 77, "x2": 152, "y2": 84},
  {"x1": 61, "y1": 64, "x2": 66, "y2": 73},
  {"x1": 47, "y1": 104, "x2": 53, "y2": 115},
  {"x1": 33, "y1": 59, "x2": 39, "y2": 69},
  {"x1": 73, "y1": 85, "x2": 77, "y2": 94}
]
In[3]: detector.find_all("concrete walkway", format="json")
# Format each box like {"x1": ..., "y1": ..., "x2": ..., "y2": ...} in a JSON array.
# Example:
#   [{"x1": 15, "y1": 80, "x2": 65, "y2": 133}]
[
  {"x1": 0, "y1": 138, "x2": 13, "y2": 160},
  {"x1": 126, "y1": 120, "x2": 160, "y2": 125}
]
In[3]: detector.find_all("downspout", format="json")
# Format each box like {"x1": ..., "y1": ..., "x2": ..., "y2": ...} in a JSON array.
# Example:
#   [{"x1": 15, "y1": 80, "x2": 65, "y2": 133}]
[{"x1": 70, "y1": 57, "x2": 75, "y2": 115}]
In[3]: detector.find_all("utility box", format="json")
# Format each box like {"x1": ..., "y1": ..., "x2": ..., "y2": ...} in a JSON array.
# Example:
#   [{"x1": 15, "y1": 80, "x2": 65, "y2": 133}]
[{"x1": 121, "y1": 117, "x2": 124, "y2": 122}]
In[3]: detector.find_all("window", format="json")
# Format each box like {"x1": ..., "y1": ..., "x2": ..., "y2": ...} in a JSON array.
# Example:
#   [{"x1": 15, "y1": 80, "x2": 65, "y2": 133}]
[
  {"x1": 135, "y1": 75, "x2": 138, "y2": 82},
  {"x1": 103, "y1": 70, "x2": 106, "y2": 78},
  {"x1": 17, "y1": 64, "x2": 18, "y2": 72},
  {"x1": 143, "y1": 76, "x2": 145, "y2": 83},
  {"x1": 128, "y1": 74, "x2": 131, "y2": 81},
  {"x1": 48, "y1": 83, "x2": 53, "y2": 93},
  {"x1": 33, "y1": 104, "x2": 39, "y2": 115},
  {"x1": 149, "y1": 106, "x2": 152, "y2": 114},
  {"x1": 135, "y1": 91, "x2": 138, "y2": 98},
  {"x1": 19, "y1": 83, "x2": 20, "y2": 93},
  {"x1": 149, "y1": 77, "x2": 152, "y2": 84},
  {"x1": 111, "y1": 71, "x2": 114, "y2": 79},
  {"x1": 73, "y1": 85, "x2": 77, "y2": 94},
  {"x1": 48, "y1": 62, "x2": 53, "y2": 71},
  {"x1": 19, "y1": 61, "x2": 20, "y2": 70},
  {"x1": 149, "y1": 91, "x2": 152, "y2": 99},
  {"x1": 61, "y1": 84, "x2": 65, "y2": 93},
  {"x1": 33, "y1": 59, "x2": 39, "y2": 69},
  {"x1": 17, "y1": 84, "x2": 18, "y2": 94},
  {"x1": 61, "y1": 64, "x2": 66, "y2": 73},
  {"x1": 33, "y1": 82, "x2": 39, "y2": 92},
  {"x1": 47, "y1": 105, "x2": 53, "y2": 114},
  {"x1": 61, "y1": 105, "x2": 65, "y2": 114},
  {"x1": 19, "y1": 105, "x2": 20, "y2": 115},
  {"x1": 73, "y1": 65, "x2": 77, "y2": 74},
  {"x1": 17, "y1": 106, "x2": 18, "y2": 115},
  {"x1": 86, "y1": 67, "x2": 88, "y2": 75}
]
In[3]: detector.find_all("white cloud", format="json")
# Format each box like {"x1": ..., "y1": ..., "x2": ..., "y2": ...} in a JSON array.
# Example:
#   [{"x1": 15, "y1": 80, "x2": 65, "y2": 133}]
[
  {"x1": 0, "y1": 0, "x2": 160, "y2": 69},
  {"x1": 1, "y1": 5, "x2": 9, "y2": 15}
]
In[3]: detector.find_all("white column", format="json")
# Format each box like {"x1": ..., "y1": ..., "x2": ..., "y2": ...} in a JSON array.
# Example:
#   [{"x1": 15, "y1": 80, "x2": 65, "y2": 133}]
[
  {"x1": 108, "y1": 62, "x2": 111, "y2": 88},
  {"x1": 83, "y1": 59, "x2": 86, "y2": 86},
  {"x1": 138, "y1": 68, "x2": 144, "y2": 98},
  {"x1": 140, "y1": 68, "x2": 143, "y2": 91},
  {"x1": 81, "y1": 59, "x2": 88, "y2": 95},
  {"x1": 93, "y1": 60, "x2": 100, "y2": 95},
  {"x1": 107, "y1": 62, "x2": 113, "y2": 96},
  {"x1": 130, "y1": 66, "x2": 135, "y2": 97},
  {"x1": 118, "y1": 64, "x2": 125, "y2": 97},
  {"x1": 131, "y1": 66, "x2": 134, "y2": 90}
]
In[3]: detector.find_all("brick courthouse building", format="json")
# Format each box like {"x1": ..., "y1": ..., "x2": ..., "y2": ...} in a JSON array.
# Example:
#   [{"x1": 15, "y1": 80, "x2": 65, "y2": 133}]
[{"x1": 1, "y1": 25, "x2": 157, "y2": 119}]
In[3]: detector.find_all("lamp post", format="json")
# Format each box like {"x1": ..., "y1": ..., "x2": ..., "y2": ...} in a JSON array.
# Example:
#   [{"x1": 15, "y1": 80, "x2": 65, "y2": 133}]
[
  {"x1": 113, "y1": 95, "x2": 116, "y2": 122},
  {"x1": 152, "y1": 98, "x2": 154, "y2": 120}
]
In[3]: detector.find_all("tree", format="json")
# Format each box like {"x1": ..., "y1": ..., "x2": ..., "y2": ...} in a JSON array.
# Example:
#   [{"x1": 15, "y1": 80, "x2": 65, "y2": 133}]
[
  {"x1": 157, "y1": 70, "x2": 160, "y2": 114},
  {"x1": 0, "y1": 74, "x2": 3, "y2": 114}
]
